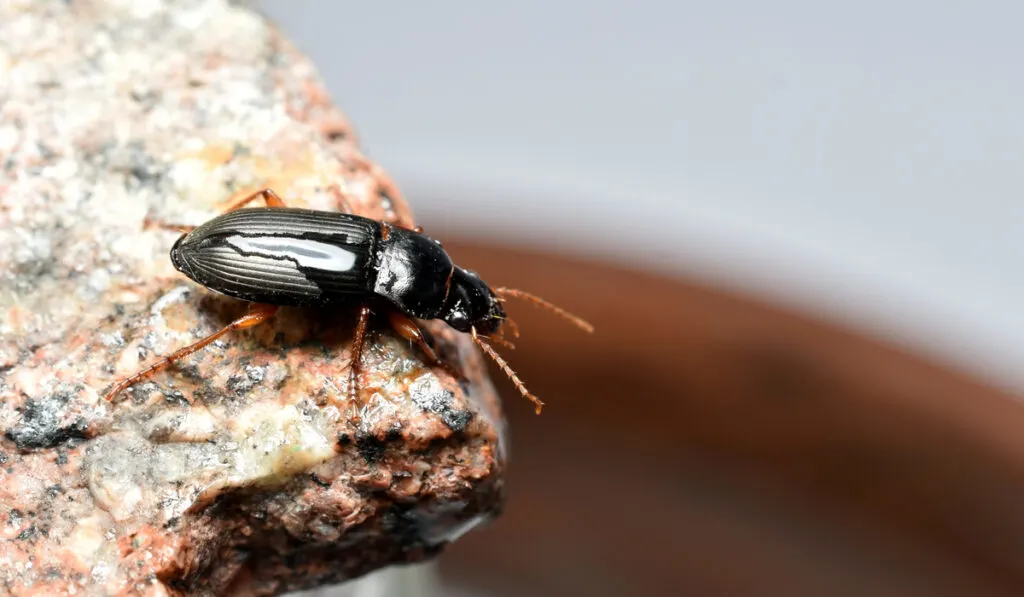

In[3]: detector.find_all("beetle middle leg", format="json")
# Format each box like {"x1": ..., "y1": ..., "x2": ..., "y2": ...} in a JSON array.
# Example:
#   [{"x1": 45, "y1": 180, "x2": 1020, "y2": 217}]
[
  {"x1": 348, "y1": 305, "x2": 373, "y2": 410},
  {"x1": 105, "y1": 303, "x2": 278, "y2": 402}
]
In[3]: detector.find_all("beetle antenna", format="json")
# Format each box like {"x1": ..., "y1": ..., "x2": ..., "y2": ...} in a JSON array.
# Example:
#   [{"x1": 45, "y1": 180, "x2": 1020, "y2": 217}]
[
  {"x1": 494, "y1": 288, "x2": 594, "y2": 334},
  {"x1": 502, "y1": 316, "x2": 521, "y2": 339},
  {"x1": 472, "y1": 327, "x2": 543, "y2": 414},
  {"x1": 488, "y1": 333, "x2": 516, "y2": 350}
]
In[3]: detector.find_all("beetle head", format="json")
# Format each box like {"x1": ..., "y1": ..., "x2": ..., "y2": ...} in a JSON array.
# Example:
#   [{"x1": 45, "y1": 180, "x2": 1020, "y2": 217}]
[{"x1": 441, "y1": 267, "x2": 505, "y2": 334}]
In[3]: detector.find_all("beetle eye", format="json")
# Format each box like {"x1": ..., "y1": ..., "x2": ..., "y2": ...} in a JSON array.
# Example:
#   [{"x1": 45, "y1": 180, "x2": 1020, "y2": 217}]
[{"x1": 447, "y1": 311, "x2": 470, "y2": 332}]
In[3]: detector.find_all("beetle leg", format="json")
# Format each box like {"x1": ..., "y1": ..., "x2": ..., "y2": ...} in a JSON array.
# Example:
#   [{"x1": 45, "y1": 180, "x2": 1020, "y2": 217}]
[
  {"x1": 218, "y1": 187, "x2": 288, "y2": 212},
  {"x1": 387, "y1": 312, "x2": 461, "y2": 379},
  {"x1": 348, "y1": 305, "x2": 373, "y2": 410},
  {"x1": 350, "y1": 152, "x2": 419, "y2": 230},
  {"x1": 142, "y1": 189, "x2": 289, "y2": 234},
  {"x1": 351, "y1": 152, "x2": 401, "y2": 201},
  {"x1": 105, "y1": 303, "x2": 278, "y2": 403},
  {"x1": 327, "y1": 183, "x2": 355, "y2": 214},
  {"x1": 142, "y1": 216, "x2": 195, "y2": 234},
  {"x1": 382, "y1": 221, "x2": 421, "y2": 237}
]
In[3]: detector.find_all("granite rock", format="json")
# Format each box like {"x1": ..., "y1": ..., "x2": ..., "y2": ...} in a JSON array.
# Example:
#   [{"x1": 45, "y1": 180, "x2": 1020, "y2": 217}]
[{"x1": 0, "y1": 1, "x2": 507, "y2": 595}]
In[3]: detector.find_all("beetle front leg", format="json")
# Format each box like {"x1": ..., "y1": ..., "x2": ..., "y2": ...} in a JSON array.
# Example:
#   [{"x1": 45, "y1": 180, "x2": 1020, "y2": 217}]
[
  {"x1": 387, "y1": 312, "x2": 461, "y2": 380},
  {"x1": 105, "y1": 303, "x2": 278, "y2": 403}
]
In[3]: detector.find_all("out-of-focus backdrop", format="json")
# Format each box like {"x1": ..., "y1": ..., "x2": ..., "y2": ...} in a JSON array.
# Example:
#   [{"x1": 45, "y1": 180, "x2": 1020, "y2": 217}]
[
  {"x1": 261, "y1": 0, "x2": 1024, "y2": 391},
  {"x1": 261, "y1": 2, "x2": 1024, "y2": 596}
]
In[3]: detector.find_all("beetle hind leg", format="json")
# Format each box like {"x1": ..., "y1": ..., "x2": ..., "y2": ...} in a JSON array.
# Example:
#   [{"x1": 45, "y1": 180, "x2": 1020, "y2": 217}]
[
  {"x1": 143, "y1": 189, "x2": 290, "y2": 234},
  {"x1": 105, "y1": 303, "x2": 278, "y2": 403},
  {"x1": 142, "y1": 216, "x2": 196, "y2": 234},
  {"x1": 217, "y1": 187, "x2": 288, "y2": 212}
]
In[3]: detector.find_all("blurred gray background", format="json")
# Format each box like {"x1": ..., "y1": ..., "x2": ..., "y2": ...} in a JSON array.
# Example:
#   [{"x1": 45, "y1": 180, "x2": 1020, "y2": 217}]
[{"x1": 259, "y1": 0, "x2": 1024, "y2": 393}]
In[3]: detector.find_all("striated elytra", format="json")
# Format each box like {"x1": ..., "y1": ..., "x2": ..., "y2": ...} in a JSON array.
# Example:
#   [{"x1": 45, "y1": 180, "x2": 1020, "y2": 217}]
[{"x1": 170, "y1": 206, "x2": 505, "y2": 334}]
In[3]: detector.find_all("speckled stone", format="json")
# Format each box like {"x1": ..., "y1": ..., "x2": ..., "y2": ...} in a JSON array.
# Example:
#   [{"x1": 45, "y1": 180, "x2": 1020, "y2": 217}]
[{"x1": 0, "y1": 1, "x2": 507, "y2": 595}]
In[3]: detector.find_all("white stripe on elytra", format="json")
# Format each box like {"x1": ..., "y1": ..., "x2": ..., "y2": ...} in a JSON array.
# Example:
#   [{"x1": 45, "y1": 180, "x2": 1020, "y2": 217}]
[{"x1": 224, "y1": 235, "x2": 358, "y2": 272}]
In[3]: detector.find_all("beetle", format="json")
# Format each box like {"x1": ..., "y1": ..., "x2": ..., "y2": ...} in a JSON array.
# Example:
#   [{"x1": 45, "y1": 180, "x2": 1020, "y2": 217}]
[{"x1": 104, "y1": 188, "x2": 593, "y2": 414}]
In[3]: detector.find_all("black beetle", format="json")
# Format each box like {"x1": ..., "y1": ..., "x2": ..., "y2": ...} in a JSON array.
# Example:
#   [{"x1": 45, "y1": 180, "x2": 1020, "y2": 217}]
[{"x1": 105, "y1": 189, "x2": 592, "y2": 414}]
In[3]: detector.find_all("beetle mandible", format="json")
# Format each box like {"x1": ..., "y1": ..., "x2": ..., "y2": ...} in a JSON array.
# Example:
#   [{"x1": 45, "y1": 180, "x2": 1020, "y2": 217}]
[{"x1": 104, "y1": 188, "x2": 593, "y2": 414}]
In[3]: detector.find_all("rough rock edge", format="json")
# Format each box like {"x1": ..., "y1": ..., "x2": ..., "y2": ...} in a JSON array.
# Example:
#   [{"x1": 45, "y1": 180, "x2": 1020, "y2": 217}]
[{"x1": 0, "y1": 1, "x2": 507, "y2": 595}]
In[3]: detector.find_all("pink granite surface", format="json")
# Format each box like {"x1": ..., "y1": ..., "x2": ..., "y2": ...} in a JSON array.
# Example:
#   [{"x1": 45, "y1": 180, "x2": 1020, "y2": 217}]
[{"x1": 0, "y1": 1, "x2": 506, "y2": 595}]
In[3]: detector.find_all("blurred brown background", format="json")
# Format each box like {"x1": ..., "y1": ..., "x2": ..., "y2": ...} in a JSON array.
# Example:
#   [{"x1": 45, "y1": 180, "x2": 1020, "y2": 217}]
[{"x1": 435, "y1": 242, "x2": 1024, "y2": 597}]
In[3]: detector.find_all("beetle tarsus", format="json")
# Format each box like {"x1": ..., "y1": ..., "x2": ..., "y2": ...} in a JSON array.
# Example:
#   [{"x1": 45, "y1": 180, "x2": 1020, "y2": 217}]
[{"x1": 142, "y1": 216, "x2": 195, "y2": 234}]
